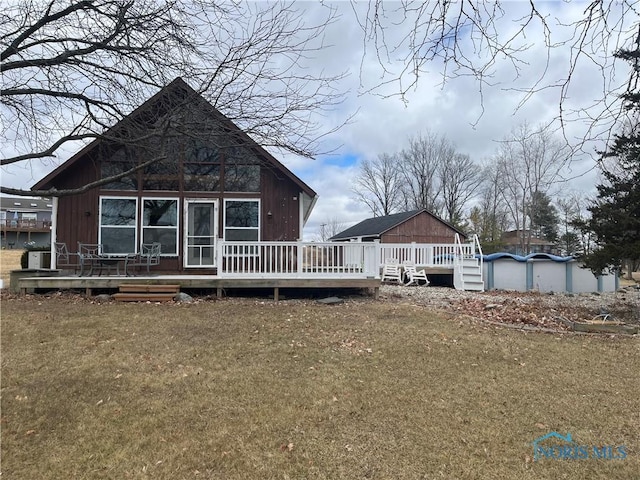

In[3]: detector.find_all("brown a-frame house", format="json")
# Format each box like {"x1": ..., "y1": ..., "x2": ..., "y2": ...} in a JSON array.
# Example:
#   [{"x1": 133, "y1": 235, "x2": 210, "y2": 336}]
[{"x1": 33, "y1": 78, "x2": 317, "y2": 274}]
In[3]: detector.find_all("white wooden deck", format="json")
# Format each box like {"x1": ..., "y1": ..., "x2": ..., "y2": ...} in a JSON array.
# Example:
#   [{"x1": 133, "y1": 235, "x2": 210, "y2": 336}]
[{"x1": 17, "y1": 238, "x2": 483, "y2": 296}]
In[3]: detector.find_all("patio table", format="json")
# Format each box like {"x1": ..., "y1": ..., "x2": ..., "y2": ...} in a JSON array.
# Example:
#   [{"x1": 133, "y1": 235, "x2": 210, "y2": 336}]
[
  {"x1": 91, "y1": 255, "x2": 127, "y2": 276},
  {"x1": 78, "y1": 244, "x2": 127, "y2": 276}
]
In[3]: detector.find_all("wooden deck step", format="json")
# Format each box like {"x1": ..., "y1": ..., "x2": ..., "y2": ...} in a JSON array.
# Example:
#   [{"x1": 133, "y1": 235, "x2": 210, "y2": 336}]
[
  {"x1": 114, "y1": 284, "x2": 180, "y2": 302},
  {"x1": 118, "y1": 284, "x2": 181, "y2": 294},
  {"x1": 113, "y1": 292, "x2": 177, "y2": 302}
]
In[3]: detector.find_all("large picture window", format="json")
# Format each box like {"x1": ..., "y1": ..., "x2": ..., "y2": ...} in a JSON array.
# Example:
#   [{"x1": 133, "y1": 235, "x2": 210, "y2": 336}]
[
  {"x1": 224, "y1": 200, "x2": 259, "y2": 241},
  {"x1": 224, "y1": 145, "x2": 260, "y2": 192},
  {"x1": 184, "y1": 163, "x2": 220, "y2": 191},
  {"x1": 99, "y1": 197, "x2": 137, "y2": 253},
  {"x1": 143, "y1": 158, "x2": 180, "y2": 191},
  {"x1": 142, "y1": 198, "x2": 178, "y2": 255},
  {"x1": 101, "y1": 147, "x2": 138, "y2": 190},
  {"x1": 224, "y1": 164, "x2": 260, "y2": 192}
]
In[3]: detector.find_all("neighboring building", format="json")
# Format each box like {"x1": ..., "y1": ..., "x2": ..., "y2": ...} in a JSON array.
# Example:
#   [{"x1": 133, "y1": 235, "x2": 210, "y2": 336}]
[
  {"x1": 501, "y1": 230, "x2": 558, "y2": 255},
  {"x1": 32, "y1": 77, "x2": 317, "y2": 273},
  {"x1": 330, "y1": 209, "x2": 466, "y2": 244},
  {"x1": 0, "y1": 195, "x2": 53, "y2": 248}
]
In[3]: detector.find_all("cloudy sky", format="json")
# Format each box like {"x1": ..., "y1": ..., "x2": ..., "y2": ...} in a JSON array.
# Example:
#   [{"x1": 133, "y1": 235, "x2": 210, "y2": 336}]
[
  {"x1": 1, "y1": 1, "x2": 634, "y2": 239},
  {"x1": 289, "y1": 0, "x2": 632, "y2": 239}
]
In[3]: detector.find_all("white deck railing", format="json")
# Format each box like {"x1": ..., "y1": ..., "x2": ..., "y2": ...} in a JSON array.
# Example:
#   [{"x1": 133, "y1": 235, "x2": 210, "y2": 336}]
[
  {"x1": 218, "y1": 241, "x2": 379, "y2": 278},
  {"x1": 377, "y1": 241, "x2": 474, "y2": 268},
  {"x1": 217, "y1": 240, "x2": 479, "y2": 278}
]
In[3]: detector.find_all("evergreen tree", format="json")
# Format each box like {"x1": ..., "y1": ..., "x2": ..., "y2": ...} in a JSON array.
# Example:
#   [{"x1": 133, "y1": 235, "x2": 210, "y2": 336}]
[
  {"x1": 581, "y1": 39, "x2": 640, "y2": 275},
  {"x1": 528, "y1": 191, "x2": 559, "y2": 243}
]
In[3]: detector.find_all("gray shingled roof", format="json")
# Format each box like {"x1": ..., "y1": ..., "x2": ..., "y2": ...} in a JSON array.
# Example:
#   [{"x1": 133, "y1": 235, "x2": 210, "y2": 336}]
[
  {"x1": 0, "y1": 195, "x2": 52, "y2": 212},
  {"x1": 330, "y1": 210, "x2": 424, "y2": 240}
]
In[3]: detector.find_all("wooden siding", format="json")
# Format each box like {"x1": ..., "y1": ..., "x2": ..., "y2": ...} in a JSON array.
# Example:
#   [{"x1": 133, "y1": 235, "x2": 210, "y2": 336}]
[
  {"x1": 260, "y1": 168, "x2": 300, "y2": 241},
  {"x1": 55, "y1": 155, "x2": 100, "y2": 250},
  {"x1": 381, "y1": 211, "x2": 458, "y2": 244},
  {"x1": 52, "y1": 159, "x2": 303, "y2": 272}
]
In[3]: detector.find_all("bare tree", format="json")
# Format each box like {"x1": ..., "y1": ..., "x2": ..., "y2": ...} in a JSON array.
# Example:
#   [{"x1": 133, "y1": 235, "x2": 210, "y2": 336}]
[
  {"x1": 494, "y1": 123, "x2": 570, "y2": 254},
  {"x1": 439, "y1": 153, "x2": 482, "y2": 227},
  {"x1": 398, "y1": 131, "x2": 452, "y2": 214},
  {"x1": 352, "y1": 1, "x2": 638, "y2": 145},
  {"x1": 468, "y1": 161, "x2": 510, "y2": 251},
  {"x1": 352, "y1": 153, "x2": 404, "y2": 216},
  {"x1": 316, "y1": 217, "x2": 347, "y2": 242},
  {"x1": 1, "y1": 0, "x2": 347, "y2": 196},
  {"x1": 354, "y1": 130, "x2": 483, "y2": 222}
]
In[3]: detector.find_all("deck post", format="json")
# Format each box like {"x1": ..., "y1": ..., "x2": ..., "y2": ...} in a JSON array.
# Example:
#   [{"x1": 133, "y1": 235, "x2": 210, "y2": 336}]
[
  {"x1": 273, "y1": 287, "x2": 279, "y2": 302},
  {"x1": 217, "y1": 241, "x2": 224, "y2": 276},
  {"x1": 296, "y1": 242, "x2": 303, "y2": 276}
]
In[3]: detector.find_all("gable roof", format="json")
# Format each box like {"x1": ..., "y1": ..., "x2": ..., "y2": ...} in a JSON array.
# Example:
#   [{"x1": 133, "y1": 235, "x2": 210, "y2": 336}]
[
  {"x1": 330, "y1": 209, "x2": 465, "y2": 241},
  {"x1": 31, "y1": 77, "x2": 317, "y2": 203}
]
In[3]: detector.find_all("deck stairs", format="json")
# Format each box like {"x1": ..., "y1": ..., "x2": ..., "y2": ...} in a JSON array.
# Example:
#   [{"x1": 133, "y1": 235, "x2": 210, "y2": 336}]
[
  {"x1": 453, "y1": 256, "x2": 484, "y2": 291},
  {"x1": 453, "y1": 234, "x2": 485, "y2": 292},
  {"x1": 113, "y1": 284, "x2": 180, "y2": 302}
]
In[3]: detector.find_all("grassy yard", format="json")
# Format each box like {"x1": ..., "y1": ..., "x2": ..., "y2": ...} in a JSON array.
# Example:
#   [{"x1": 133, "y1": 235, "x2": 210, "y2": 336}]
[{"x1": 1, "y1": 291, "x2": 638, "y2": 479}]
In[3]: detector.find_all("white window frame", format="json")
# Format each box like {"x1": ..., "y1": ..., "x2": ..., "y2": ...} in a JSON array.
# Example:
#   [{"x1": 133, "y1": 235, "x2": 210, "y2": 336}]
[
  {"x1": 223, "y1": 199, "x2": 260, "y2": 241},
  {"x1": 183, "y1": 198, "x2": 218, "y2": 268},
  {"x1": 99, "y1": 196, "x2": 138, "y2": 254},
  {"x1": 141, "y1": 197, "x2": 179, "y2": 256}
]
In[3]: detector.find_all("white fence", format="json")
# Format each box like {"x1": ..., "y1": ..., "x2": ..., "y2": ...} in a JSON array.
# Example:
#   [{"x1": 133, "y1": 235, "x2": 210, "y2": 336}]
[{"x1": 218, "y1": 240, "x2": 478, "y2": 278}]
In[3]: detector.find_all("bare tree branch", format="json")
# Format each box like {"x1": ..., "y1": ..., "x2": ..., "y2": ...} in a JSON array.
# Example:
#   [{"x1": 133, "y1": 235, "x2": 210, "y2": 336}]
[
  {"x1": 353, "y1": 0, "x2": 639, "y2": 145},
  {"x1": 1, "y1": 0, "x2": 348, "y2": 196}
]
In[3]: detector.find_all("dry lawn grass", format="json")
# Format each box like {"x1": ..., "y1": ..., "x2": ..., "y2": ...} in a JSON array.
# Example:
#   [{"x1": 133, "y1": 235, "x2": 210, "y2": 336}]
[
  {"x1": 1, "y1": 291, "x2": 639, "y2": 479},
  {"x1": 0, "y1": 249, "x2": 24, "y2": 289}
]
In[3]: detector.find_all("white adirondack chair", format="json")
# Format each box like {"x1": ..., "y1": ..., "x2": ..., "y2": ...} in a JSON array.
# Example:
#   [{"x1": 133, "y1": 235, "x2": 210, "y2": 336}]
[
  {"x1": 381, "y1": 259, "x2": 402, "y2": 283},
  {"x1": 402, "y1": 261, "x2": 429, "y2": 286}
]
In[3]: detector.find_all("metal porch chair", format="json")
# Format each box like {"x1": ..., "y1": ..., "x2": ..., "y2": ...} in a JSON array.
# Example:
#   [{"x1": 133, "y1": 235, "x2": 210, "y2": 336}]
[{"x1": 54, "y1": 242, "x2": 80, "y2": 273}]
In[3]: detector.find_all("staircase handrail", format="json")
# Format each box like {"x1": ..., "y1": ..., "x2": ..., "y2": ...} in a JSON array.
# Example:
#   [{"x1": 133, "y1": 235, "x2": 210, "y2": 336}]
[
  {"x1": 453, "y1": 233, "x2": 464, "y2": 258},
  {"x1": 453, "y1": 233, "x2": 464, "y2": 290},
  {"x1": 473, "y1": 233, "x2": 483, "y2": 285}
]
